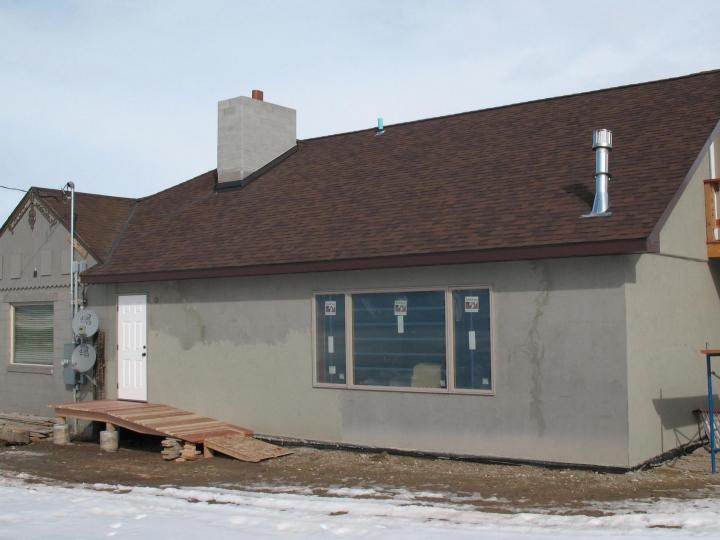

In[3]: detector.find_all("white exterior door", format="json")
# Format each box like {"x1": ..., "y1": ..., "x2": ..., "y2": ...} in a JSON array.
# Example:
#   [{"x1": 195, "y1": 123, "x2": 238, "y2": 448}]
[{"x1": 117, "y1": 294, "x2": 147, "y2": 401}]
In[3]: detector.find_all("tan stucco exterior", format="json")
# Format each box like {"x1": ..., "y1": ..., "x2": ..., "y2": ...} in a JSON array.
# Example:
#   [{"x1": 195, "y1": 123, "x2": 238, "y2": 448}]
[
  {"x1": 89, "y1": 255, "x2": 631, "y2": 467},
  {"x1": 0, "y1": 194, "x2": 95, "y2": 415},
  {"x1": 625, "y1": 133, "x2": 720, "y2": 465}
]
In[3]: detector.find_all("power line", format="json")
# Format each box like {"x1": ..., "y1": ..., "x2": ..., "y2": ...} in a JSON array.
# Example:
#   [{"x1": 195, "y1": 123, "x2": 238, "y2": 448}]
[{"x1": 0, "y1": 185, "x2": 28, "y2": 193}]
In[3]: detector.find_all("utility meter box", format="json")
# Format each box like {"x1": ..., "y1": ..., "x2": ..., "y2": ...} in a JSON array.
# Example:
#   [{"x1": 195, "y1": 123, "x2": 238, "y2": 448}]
[{"x1": 62, "y1": 343, "x2": 76, "y2": 385}]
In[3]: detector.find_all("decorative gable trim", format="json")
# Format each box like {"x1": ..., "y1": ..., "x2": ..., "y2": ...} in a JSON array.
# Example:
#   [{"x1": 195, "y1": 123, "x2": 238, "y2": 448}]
[{"x1": 5, "y1": 191, "x2": 58, "y2": 234}]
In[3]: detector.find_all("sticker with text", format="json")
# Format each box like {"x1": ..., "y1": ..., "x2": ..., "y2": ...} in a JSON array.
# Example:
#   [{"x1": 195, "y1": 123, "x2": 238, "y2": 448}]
[
  {"x1": 464, "y1": 296, "x2": 479, "y2": 313},
  {"x1": 394, "y1": 299, "x2": 408, "y2": 317},
  {"x1": 324, "y1": 300, "x2": 337, "y2": 316}
]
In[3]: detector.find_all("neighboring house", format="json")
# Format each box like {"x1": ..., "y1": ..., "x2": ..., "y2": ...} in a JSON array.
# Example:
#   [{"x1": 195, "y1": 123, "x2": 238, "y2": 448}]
[
  {"x1": 4, "y1": 70, "x2": 720, "y2": 469},
  {"x1": 0, "y1": 188, "x2": 133, "y2": 415}
]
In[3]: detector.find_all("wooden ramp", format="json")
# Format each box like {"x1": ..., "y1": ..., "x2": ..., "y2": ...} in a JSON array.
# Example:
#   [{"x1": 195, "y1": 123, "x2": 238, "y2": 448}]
[{"x1": 49, "y1": 400, "x2": 290, "y2": 462}]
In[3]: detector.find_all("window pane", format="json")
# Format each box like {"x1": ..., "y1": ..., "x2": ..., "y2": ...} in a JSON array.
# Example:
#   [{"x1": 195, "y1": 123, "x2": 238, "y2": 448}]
[
  {"x1": 14, "y1": 304, "x2": 54, "y2": 365},
  {"x1": 315, "y1": 294, "x2": 347, "y2": 384},
  {"x1": 452, "y1": 289, "x2": 491, "y2": 390},
  {"x1": 353, "y1": 291, "x2": 446, "y2": 388}
]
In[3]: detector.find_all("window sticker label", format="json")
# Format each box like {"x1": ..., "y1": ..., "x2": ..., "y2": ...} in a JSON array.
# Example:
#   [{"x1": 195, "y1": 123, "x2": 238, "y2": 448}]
[
  {"x1": 468, "y1": 330, "x2": 476, "y2": 350},
  {"x1": 328, "y1": 335, "x2": 334, "y2": 354},
  {"x1": 324, "y1": 300, "x2": 337, "y2": 316},
  {"x1": 464, "y1": 296, "x2": 479, "y2": 313},
  {"x1": 328, "y1": 365, "x2": 336, "y2": 375},
  {"x1": 397, "y1": 315, "x2": 405, "y2": 334},
  {"x1": 394, "y1": 299, "x2": 407, "y2": 316}
]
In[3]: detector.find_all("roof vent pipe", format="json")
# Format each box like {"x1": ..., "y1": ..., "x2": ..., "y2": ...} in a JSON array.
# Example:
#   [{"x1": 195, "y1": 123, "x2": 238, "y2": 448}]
[
  {"x1": 376, "y1": 117, "x2": 385, "y2": 136},
  {"x1": 583, "y1": 128, "x2": 613, "y2": 218}
]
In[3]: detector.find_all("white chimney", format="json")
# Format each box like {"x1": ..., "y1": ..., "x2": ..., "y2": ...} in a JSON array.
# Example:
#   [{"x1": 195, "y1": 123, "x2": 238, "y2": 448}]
[{"x1": 217, "y1": 90, "x2": 296, "y2": 185}]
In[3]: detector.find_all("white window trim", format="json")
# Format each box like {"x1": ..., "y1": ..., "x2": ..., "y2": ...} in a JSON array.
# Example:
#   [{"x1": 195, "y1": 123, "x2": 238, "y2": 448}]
[
  {"x1": 10, "y1": 302, "x2": 55, "y2": 368},
  {"x1": 312, "y1": 286, "x2": 495, "y2": 396}
]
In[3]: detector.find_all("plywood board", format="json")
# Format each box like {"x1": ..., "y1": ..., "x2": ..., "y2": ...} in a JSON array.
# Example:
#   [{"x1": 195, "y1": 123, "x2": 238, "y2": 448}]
[{"x1": 204, "y1": 434, "x2": 292, "y2": 463}]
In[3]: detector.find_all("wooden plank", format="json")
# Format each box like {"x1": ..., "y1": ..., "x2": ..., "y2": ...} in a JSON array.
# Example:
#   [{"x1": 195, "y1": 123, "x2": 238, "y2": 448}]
[
  {"x1": 183, "y1": 429, "x2": 247, "y2": 443},
  {"x1": 705, "y1": 181, "x2": 716, "y2": 245},
  {"x1": 163, "y1": 425, "x2": 228, "y2": 436},
  {"x1": 204, "y1": 434, "x2": 292, "y2": 463},
  {"x1": 113, "y1": 405, "x2": 174, "y2": 416},
  {"x1": 139, "y1": 414, "x2": 205, "y2": 426},
  {"x1": 50, "y1": 407, "x2": 165, "y2": 436},
  {"x1": 114, "y1": 410, "x2": 188, "y2": 422},
  {"x1": 113, "y1": 409, "x2": 180, "y2": 420},
  {"x1": 708, "y1": 243, "x2": 720, "y2": 259},
  {"x1": 174, "y1": 426, "x2": 253, "y2": 439},
  {"x1": 165, "y1": 422, "x2": 228, "y2": 433},
  {"x1": 143, "y1": 418, "x2": 222, "y2": 430}
]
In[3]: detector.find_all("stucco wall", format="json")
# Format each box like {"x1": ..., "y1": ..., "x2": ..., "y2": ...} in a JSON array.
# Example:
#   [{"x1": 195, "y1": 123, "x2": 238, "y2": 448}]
[
  {"x1": 90, "y1": 256, "x2": 630, "y2": 467},
  {"x1": 658, "y1": 152, "x2": 712, "y2": 260},
  {"x1": 625, "y1": 254, "x2": 720, "y2": 466},
  {"x1": 0, "y1": 197, "x2": 94, "y2": 415},
  {"x1": 625, "y1": 135, "x2": 720, "y2": 466}
]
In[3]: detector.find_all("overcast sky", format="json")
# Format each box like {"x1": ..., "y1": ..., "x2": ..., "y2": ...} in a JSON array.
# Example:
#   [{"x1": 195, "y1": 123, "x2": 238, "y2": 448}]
[{"x1": 1, "y1": 0, "x2": 719, "y2": 220}]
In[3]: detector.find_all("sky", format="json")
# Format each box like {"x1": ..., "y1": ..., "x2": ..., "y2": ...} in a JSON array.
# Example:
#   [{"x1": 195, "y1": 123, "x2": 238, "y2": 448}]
[{"x1": 1, "y1": 0, "x2": 719, "y2": 220}]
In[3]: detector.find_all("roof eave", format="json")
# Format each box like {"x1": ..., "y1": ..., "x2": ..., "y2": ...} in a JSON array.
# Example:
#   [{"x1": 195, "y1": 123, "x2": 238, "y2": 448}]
[{"x1": 82, "y1": 237, "x2": 652, "y2": 284}]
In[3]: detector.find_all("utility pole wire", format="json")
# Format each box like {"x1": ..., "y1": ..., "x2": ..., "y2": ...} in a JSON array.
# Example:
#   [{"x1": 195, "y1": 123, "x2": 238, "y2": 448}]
[{"x1": 0, "y1": 185, "x2": 28, "y2": 193}]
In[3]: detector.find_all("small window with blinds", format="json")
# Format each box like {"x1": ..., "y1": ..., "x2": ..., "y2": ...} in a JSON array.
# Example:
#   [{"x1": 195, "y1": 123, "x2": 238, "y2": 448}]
[{"x1": 13, "y1": 304, "x2": 54, "y2": 365}]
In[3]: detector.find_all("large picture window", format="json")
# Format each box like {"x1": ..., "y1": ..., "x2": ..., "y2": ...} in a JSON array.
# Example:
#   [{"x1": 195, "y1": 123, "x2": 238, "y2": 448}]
[
  {"x1": 313, "y1": 287, "x2": 493, "y2": 393},
  {"x1": 353, "y1": 291, "x2": 446, "y2": 388},
  {"x1": 13, "y1": 304, "x2": 54, "y2": 365}
]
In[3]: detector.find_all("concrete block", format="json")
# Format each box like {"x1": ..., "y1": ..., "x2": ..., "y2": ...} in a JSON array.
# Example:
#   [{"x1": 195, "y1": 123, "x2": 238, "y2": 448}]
[
  {"x1": 0, "y1": 427, "x2": 30, "y2": 445},
  {"x1": 53, "y1": 424, "x2": 70, "y2": 445},
  {"x1": 100, "y1": 430, "x2": 119, "y2": 452}
]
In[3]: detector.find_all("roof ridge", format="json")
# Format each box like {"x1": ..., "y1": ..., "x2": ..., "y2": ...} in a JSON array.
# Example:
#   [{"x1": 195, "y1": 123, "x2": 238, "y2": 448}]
[
  {"x1": 136, "y1": 169, "x2": 216, "y2": 202},
  {"x1": 33, "y1": 186, "x2": 137, "y2": 202},
  {"x1": 300, "y1": 68, "x2": 720, "y2": 143}
]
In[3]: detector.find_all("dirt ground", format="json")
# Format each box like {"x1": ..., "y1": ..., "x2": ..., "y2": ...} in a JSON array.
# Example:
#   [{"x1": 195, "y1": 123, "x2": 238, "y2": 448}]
[{"x1": 1, "y1": 432, "x2": 719, "y2": 515}]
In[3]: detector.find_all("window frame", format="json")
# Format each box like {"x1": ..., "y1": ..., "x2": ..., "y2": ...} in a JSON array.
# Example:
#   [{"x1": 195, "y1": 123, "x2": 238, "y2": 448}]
[
  {"x1": 311, "y1": 286, "x2": 495, "y2": 396},
  {"x1": 311, "y1": 291, "x2": 351, "y2": 388},
  {"x1": 10, "y1": 301, "x2": 55, "y2": 367}
]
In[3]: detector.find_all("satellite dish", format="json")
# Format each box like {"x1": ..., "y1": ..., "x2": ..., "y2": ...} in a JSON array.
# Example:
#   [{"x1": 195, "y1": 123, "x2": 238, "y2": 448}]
[
  {"x1": 72, "y1": 309, "x2": 99, "y2": 337},
  {"x1": 71, "y1": 343, "x2": 96, "y2": 372}
]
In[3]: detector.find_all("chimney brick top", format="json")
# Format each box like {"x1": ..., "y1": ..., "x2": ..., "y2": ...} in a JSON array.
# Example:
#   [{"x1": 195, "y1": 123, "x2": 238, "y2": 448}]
[{"x1": 251, "y1": 89, "x2": 264, "y2": 101}]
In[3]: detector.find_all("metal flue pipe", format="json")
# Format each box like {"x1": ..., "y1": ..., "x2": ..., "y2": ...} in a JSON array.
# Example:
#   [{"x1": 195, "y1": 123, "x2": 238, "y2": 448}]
[{"x1": 584, "y1": 129, "x2": 613, "y2": 217}]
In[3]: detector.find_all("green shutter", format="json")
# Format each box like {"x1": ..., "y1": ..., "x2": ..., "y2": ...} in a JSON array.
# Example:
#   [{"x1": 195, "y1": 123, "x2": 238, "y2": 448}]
[{"x1": 14, "y1": 304, "x2": 54, "y2": 365}]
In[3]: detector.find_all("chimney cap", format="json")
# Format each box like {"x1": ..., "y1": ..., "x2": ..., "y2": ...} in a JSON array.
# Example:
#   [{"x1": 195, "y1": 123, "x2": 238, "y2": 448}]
[{"x1": 251, "y1": 89, "x2": 264, "y2": 101}]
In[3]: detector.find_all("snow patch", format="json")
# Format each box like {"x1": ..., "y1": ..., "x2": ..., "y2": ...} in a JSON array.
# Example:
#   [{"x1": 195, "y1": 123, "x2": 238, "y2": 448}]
[{"x1": 1, "y1": 471, "x2": 720, "y2": 538}]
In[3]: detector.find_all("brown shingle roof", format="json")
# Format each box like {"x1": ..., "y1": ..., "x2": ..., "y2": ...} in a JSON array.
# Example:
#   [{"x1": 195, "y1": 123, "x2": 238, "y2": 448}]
[
  {"x1": 84, "y1": 70, "x2": 720, "y2": 283},
  {"x1": 33, "y1": 189, "x2": 135, "y2": 262}
]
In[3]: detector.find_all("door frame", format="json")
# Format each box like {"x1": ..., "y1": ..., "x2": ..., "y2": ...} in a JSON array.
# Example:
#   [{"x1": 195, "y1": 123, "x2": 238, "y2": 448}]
[{"x1": 116, "y1": 293, "x2": 148, "y2": 402}]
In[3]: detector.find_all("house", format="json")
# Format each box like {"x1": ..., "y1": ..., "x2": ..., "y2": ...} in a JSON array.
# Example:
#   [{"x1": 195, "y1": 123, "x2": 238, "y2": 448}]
[
  {"x1": 0, "y1": 188, "x2": 133, "y2": 415},
  {"x1": 3, "y1": 70, "x2": 720, "y2": 468}
]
